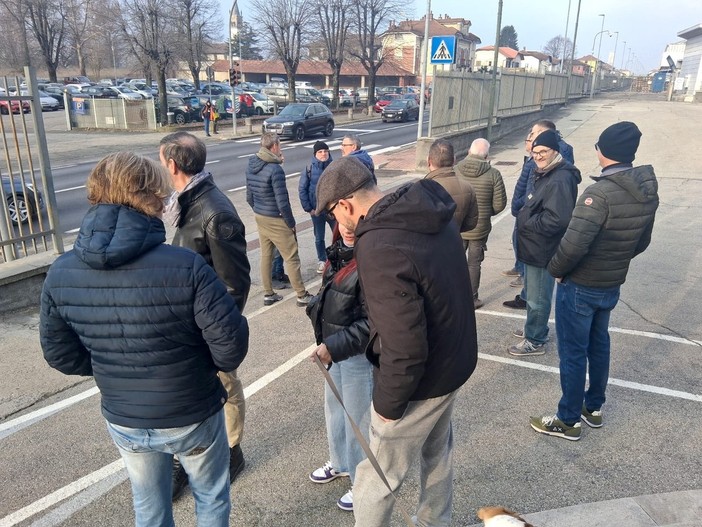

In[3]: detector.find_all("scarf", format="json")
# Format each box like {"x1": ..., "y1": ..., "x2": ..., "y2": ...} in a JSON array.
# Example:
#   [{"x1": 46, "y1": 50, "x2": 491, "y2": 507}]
[{"x1": 163, "y1": 171, "x2": 211, "y2": 227}]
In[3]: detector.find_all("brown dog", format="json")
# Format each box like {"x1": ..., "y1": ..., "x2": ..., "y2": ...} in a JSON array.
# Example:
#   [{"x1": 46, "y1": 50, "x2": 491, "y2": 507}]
[{"x1": 477, "y1": 506, "x2": 535, "y2": 527}]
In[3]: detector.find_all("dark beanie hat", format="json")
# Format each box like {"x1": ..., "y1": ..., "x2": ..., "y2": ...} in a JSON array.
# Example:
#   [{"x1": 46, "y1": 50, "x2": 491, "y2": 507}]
[
  {"x1": 597, "y1": 121, "x2": 641, "y2": 163},
  {"x1": 313, "y1": 141, "x2": 329, "y2": 155},
  {"x1": 531, "y1": 130, "x2": 561, "y2": 153}
]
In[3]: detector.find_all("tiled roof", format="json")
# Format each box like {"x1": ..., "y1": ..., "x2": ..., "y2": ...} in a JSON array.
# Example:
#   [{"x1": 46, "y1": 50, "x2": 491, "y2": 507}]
[
  {"x1": 476, "y1": 46, "x2": 521, "y2": 59},
  {"x1": 521, "y1": 50, "x2": 551, "y2": 62}
]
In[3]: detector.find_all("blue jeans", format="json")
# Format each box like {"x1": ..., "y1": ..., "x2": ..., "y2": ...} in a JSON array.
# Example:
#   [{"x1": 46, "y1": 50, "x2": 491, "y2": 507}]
[
  {"x1": 204, "y1": 117, "x2": 211, "y2": 135},
  {"x1": 555, "y1": 281, "x2": 620, "y2": 425},
  {"x1": 523, "y1": 264, "x2": 555, "y2": 345},
  {"x1": 311, "y1": 213, "x2": 335, "y2": 262},
  {"x1": 272, "y1": 248, "x2": 284, "y2": 278},
  {"x1": 325, "y1": 354, "x2": 374, "y2": 483},
  {"x1": 106, "y1": 409, "x2": 230, "y2": 527}
]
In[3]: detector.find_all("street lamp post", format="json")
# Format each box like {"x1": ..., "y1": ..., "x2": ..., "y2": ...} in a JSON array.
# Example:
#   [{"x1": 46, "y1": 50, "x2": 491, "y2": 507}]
[
  {"x1": 611, "y1": 31, "x2": 619, "y2": 69},
  {"x1": 589, "y1": 13, "x2": 606, "y2": 99},
  {"x1": 564, "y1": 0, "x2": 582, "y2": 106},
  {"x1": 560, "y1": 0, "x2": 572, "y2": 74}
]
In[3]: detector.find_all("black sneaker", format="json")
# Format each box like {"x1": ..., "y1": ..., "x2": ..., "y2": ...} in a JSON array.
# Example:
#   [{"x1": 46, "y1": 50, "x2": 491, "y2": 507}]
[
  {"x1": 172, "y1": 458, "x2": 188, "y2": 500},
  {"x1": 272, "y1": 279, "x2": 290, "y2": 290},
  {"x1": 503, "y1": 295, "x2": 527, "y2": 309},
  {"x1": 229, "y1": 444, "x2": 245, "y2": 483},
  {"x1": 272, "y1": 273, "x2": 290, "y2": 284},
  {"x1": 296, "y1": 292, "x2": 313, "y2": 307},
  {"x1": 264, "y1": 293, "x2": 283, "y2": 306}
]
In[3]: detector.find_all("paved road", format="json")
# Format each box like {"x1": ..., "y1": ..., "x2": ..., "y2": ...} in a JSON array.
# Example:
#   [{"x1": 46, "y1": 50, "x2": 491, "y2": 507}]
[{"x1": 0, "y1": 93, "x2": 700, "y2": 526}]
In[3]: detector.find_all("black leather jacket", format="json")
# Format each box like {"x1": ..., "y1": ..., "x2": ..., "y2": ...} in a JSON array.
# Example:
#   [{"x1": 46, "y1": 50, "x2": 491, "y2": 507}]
[
  {"x1": 306, "y1": 238, "x2": 370, "y2": 363},
  {"x1": 172, "y1": 176, "x2": 251, "y2": 311}
]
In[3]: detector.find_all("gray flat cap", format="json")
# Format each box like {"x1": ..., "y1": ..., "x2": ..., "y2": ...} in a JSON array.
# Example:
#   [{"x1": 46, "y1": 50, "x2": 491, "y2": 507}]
[{"x1": 314, "y1": 157, "x2": 374, "y2": 215}]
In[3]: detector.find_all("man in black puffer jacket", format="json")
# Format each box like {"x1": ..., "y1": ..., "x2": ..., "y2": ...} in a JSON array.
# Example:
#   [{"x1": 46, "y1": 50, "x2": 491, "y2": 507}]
[
  {"x1": 160, "y1": 131, "x2": 251, "y2": 495},
  {"x1": 530, "y1": 122, "x2": 658, "y2": 441},
  {"x1": 246, "y1": 132, "x2": 312, "y2": 307},
  {"x1": 510, "y1": 129, "x2": 581, "y2": 358},
  {"x1": 40, "y1": 152, "x2": 249, "y2": 527}
]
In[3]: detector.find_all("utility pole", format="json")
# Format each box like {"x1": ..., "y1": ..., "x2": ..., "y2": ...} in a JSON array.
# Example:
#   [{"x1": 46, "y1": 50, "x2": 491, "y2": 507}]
[
  {"x1": 417, "y1": 0, "x2": 431, "y2": 141},
  {"x1": 560, "y1": 0, "x2": 572, "y2": 74},
  {"x1": 589, "y1": 14, "x2": 605, "y2": 99},
  {"x1": 486, "y1": 0, "x2": 503, "y2": 141}
]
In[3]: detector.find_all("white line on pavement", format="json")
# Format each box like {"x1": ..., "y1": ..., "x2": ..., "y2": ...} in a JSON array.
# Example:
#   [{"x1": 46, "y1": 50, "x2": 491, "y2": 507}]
[
  {"x1": 205, "y1": 160, "x2": 220, "y2": 164},
  {"x1": 64, "y1": 228, "x2": 80, "y2": 234},
  {"x1": 55, "y1": 185, "x2": 85, "y2": 194}
]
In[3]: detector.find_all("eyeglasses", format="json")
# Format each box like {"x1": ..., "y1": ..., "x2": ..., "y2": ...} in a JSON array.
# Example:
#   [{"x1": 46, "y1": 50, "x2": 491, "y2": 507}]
[
  {"x1": 326, "y1": 201, "x2": 340, "y2": 220},
  {"x1": 594, "y1": 143, "x2": 599, "y2": 151},
  {"x1": 532, "y1": 149, "x2": 552, "y2": 159},
  {"x1": 340, "y1": 143, "x2": 354, "y2": 148}
]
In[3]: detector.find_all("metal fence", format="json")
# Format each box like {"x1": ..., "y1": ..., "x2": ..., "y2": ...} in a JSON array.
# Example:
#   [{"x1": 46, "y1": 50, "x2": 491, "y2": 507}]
[
  {"x1": 69, "y1": 97, "x2": 157, "y2": 130},
  {"x1": 430, "y1": 69, "x2": 589, "y2": 136},
  {"x1": 0, "y1": 68, "x2": 63, "y2": 263}
]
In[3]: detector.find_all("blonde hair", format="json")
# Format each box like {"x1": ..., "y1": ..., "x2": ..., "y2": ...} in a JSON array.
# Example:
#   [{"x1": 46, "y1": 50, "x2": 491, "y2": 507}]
[{"x1": 87, "y1": 152, "x2": 172, "y2": 217}]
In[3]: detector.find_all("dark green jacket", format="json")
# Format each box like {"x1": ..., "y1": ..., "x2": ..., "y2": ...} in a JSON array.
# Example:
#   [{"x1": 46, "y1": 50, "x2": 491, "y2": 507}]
[
  {"x1": 548, "y1": 164, "x2": 659, "y2": 287},
  {"x1": 454, "y1": 155, "x2": 507, "y2": 240}
]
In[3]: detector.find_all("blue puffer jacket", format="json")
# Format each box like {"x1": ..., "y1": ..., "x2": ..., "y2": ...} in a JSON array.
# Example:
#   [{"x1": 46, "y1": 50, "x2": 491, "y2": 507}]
[
  {"x1": 40, "y1": 204, "x2": 249, "y2": 429},
  {"x1": 299, "y1": 154, "x2": 333, "y2": 213},
  {"x1": 246, "y1": 148, "x2": 295, "y2": 228},
  {"x1": 511, "y1": 138, "x2": 574, "y2": 217},
  {"x1": 349, "y1": 149, "x2": 376, "y2": 180}
]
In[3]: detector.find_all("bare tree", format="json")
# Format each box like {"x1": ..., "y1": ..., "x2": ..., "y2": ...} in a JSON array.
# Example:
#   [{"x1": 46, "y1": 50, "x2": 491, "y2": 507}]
[
  {"x1": 63, "y1": 0, "x2": 94, "y2": 76},
  {"x1": 316, "y1": 0, "x2": 351, "y2": 108},
  {"x1": 350, "y1": 0, "x2": 404, "y2": 106},
  {"x1": 0, "y1": 0, "x2": 34, "y2": 68},
  {"x1": 26, "y1": 0, "x2": 68, "y2": 82},
  {"x1": 543, "y1": 35, "x2": 574, "y2": 61},
  {"x1": 249, "y1": 0, "x2": 311, "y2": 100},
  {"x1": 117, "y1": 0, "x2": 174, "y2": 124},
  {"x1": 172, "y1": 0, "x2": 220, "y2": 90}
]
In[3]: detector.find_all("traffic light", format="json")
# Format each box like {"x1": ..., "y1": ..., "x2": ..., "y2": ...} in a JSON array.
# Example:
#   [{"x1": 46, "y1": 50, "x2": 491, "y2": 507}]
[{"x1": 229, "y1": 61, "x2": 240, "y2": 87}]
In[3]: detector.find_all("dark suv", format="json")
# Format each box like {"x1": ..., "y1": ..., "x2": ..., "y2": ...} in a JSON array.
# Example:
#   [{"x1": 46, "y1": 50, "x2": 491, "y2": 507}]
[{"x1": 262, "y1": 103, "x2": 334, "y2": 141}]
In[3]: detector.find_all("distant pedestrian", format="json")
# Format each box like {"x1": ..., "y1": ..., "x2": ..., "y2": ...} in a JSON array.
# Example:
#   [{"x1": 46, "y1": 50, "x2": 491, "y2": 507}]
[
  {"x1": 508, "y1": 130, "x2": 581, "y2": 357},
  {"x1": 40, "y1": 151, "x2": 249, "y2": 527},
  {"x1": 315, "y1": 157, "x2": 478, "y2": 527},
  {"x1": 340, "y1": 134, "x2": 376, "y2": 179},
  {"x1": 531, "y1": 121, "x2": 658, "y2": 441},
  {"x1": 201, "y1": 100, "x2": 215, "y2": 136},
  {"x1": 160, "y1": 131, "x2": 251, "y2": 497},
  {"x1": 454, "y1": 138, "x2": 507, "y2": 309},
  {"x1": 246, "y1": 132, "x2": 312, "y2": 306},
  {"x1": 307, "y1": 222, "x2": 372, "y2": 512},
  {"x1": 299, "y1": 140, "x2": 335, "y2": 274}
]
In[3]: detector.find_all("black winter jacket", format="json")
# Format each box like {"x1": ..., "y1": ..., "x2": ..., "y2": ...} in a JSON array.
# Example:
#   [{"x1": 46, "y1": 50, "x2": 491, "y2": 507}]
[
  {"x1": 355, "y1": 180, "x2": 478, "y2": 420},
  {"x1": 173, "y1": 176, "x2": 251, "y2": 311},
  {"x1": 516, "y1": 159, "x2": 581, "y2": 267},
  {"x1": 172, "y1": 177, "x2": 251, "y2": 311},
  {"x1": 40, "y1": 204, "x2": 249, "y2": 429},
  {"x1": 306, "y1": 237, "x2": 369, "y2": 363},
  {"x1": 548, "y1": 164, "x2": 659, "y2": 287},
  {"x1": 246, "y1": 148, "x2": 295, "y2": 228}
]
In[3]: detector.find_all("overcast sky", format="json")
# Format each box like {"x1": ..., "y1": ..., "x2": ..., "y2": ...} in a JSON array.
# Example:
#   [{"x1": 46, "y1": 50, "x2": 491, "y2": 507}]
[{"x1": 220, "y1": 0, "x2": 700, "y2": 73}]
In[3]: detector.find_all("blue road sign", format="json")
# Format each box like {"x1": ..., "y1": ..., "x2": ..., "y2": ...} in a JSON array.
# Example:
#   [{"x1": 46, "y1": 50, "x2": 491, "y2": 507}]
[{"x1": 430, "y1": 36, "x2": 457, "y2": 65}]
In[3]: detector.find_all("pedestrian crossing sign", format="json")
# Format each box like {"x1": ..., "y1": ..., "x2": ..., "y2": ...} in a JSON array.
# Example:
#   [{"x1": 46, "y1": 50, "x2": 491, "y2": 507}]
[{"x1": 431, "y1": 36, "x2": 456, "y2": 64}]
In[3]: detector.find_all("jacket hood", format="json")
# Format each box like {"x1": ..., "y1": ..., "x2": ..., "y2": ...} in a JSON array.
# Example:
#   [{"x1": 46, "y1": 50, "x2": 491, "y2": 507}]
[
  {"x1": 455, "y1": 155, "x2": 491, "y2": 178},
  {"x1": 311, "y1": 153, "x2": 333, "y2": 171},
  {"x1": 248, "y1": 147, "x2": 281, "y2": 174},
  {"x1": 355, "y1": 180, "x2": 456, "y2": 237},
  {"x1": 538, "y1": 160, "x2": 582, "y2": 185},
  {"x1": 597, "y1": 164, "x2": 658, "y2": 203},
  {"x1": 74, "y1": 204, "x2": 166, "y2": 269}
]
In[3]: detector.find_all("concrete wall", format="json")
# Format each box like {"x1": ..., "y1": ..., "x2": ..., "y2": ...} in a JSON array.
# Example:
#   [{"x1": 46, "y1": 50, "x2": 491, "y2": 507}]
[{"x1": 0, "y1": 253, "x2": 55, "y2": 314}]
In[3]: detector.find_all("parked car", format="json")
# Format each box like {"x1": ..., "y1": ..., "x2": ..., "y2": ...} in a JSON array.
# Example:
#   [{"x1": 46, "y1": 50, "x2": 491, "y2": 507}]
[
  {"x1": 356, "y1": 86, "x2": 382, "y2": 105},
  {"x1": 2, "y1": 177, "x2": 44, "y2": 225},
  {"x1": 0, "y1": 99, "x2": 30, "y2": 114},
  {"x1": 381, "y1": 98, "x2": 420, "y2": 122},
  {"x1": 109, "y1": 86, "x2": 143, "y2": 100},
  {"x1": 80, "y1": 86, "x2": 116, "y2": 98},
  {"x1": 339, "y1": 89, "x2": 358, "y2": 105},
  {"x1": 155, "y1": 96, "x2": 199, "y2": 125},
  {"x1": 262, "y1": 103, "x2": 334, "y2": 141},
  {"x1": 373, "y1": 93, "x2": 401, "y2": 113},
  {"x1": 199, "y1": 83, "x2": 231, "y2": 97},
  {"x1": 249, "y1": 92, "x2": 274, "y2": 115},
  {"x1": 63, "y1": 76, "x2": 91, "y2": 87},
  {"x1": 125, "y1": 82, "x2": 156, "y2": 99},
  {"x1": 99, "y1": 78, "x2": 114, "y2": 86},
  {"x1": 260, "y1": 86, "x2": 290, "y2": 108},
  {"x1": 36, "y1": 90, "x2": 60, "y2": 111},
  {"x1": 401, "y1": 92, "x2": 421, "y2": 104}
]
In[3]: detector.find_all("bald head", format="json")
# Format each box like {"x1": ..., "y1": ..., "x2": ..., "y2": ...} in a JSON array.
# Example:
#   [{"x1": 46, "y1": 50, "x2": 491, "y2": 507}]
[{"x1": 469, "y1": 138, "x2": 490, "y2": 159}]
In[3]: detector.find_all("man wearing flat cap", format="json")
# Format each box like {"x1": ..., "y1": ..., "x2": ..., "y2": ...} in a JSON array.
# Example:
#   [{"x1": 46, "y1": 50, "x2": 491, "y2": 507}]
[
  {"x1": 315, "y1": 156, "x2": 478, "y2": 527},
  {"x1": 530, "y1": 121, "x2": 659, "y2": 441},
  {"x1": 509, "y1": 129, "x2": 581, "y2": 358}
]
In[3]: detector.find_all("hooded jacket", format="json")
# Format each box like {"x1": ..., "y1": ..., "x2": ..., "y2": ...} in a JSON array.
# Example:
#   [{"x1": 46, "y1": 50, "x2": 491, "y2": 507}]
[
  {"x1": 454, "y1": 155, "x2": 508, "y2": 240},
  {"x1": 548, "y1": 164, "x2": 659, "y2": 287},
  {"x1": 424, "y1": 166, "x2": 479, "y2": 234},
  {"x1": 516, "y1": 158, "x2": 582, "y2": 267},
  {"x1": 246, "y1": 147, "x2": 295, "y2": 228},
  {"x1": 40, "y1": 204, "x2": 249, "y2": 429},
  {"x1": 299, "y1": 153, "x2": 333, "y2": 213},
  {"x1": 354, "y1": 180, "x2": 478, "y2": 420},
  {"x1": 348, "y1": 149, "x2": 376, "y2": 179},
  {"x1": 173, "y1": 175, "x2": 251, "y2": 311}
]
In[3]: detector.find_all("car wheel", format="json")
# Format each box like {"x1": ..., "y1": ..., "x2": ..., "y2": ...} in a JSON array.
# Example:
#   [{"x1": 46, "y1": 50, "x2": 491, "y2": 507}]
[
  {"x1": 415, "y1": 112, "x2": 420, "y2": 121},
  {"x1": 382, "y1": 119, "x2": 386, "y2": 123},
  {"x1": 294, "y1": 126, "x2": 305, "y2": 141},
  {"x1": 323, "y1": 121, "x2": 334, "y2": 137},
  {"x1": 0, "y1": 106, "x2": 7, "y2": 115},
  {"x1": 7, "y1": 195, "x2": 30, "y2": 225},
  {"x1": 174, "y1": 112, "x2": 186, "y2": 125},
  {"x1": 255, "y1": 107, "x2": 264, "y2": 116}
]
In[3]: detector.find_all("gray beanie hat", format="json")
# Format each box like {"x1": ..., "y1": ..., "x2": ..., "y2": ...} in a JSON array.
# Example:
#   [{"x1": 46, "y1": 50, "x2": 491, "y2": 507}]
[{"x1": 314, "y1": 157, "x2": 374, "y2": 215}]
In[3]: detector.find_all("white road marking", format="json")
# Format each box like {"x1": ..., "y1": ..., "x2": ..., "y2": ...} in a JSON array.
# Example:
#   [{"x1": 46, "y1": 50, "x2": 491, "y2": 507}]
[
  {"x1": 226, "y1": 171, "x2": 300, "y2": 192},
  {"x1": 55, "y1": 185, "x2": 85, "y2": 194},
  {"x1": 205, "y1": 160, "x2": 220, "y2": 165},
  {"x1": 64, "y1": 228, "x2": 80, "y2": 234}
]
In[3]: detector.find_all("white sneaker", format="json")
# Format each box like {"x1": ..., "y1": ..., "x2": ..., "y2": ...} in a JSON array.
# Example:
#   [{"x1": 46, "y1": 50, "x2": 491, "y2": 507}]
[
  {"x1": 317, "y1": 261, "x2": 326, "y2": 274},
  {"x1": 337, "y1": 489, "x2": 353, "y2": 511},
  {"x1": 309, "y1": 461, "x2": 349, "y2": 483}
]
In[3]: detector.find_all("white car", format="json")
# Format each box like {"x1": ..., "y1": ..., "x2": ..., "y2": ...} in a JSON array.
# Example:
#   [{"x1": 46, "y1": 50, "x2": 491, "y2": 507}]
[
  {"x1": 109, "y1": 86, "x2": 143, "y2": 100},
  {"x1": 249, "y1": 92, "x2": 275, "y2": 115},
  {"x1": 12, "y1": 89, "x2": 59, "y2": 111}
]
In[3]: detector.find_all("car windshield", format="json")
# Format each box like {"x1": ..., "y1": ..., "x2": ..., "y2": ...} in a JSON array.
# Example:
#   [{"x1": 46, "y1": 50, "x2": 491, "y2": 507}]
[
  {"x1": 386, "y1": 100, "x2": 409, "y2": 109},
  {"x1": 381, "y1": 94, "x2": 396, "y2": 101},
  {"x1": 251, "y1": 93, "x2": 266, "y2": 101},
  {"x1": 38, "y1": 91, "x2": 50, "y2": 97},
  {"x1": 279, "y1": 104, "x2": 307, "y2": 117},
  {"x1": 118, "y1": 87, "x2": 134, "y2": 93}
]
